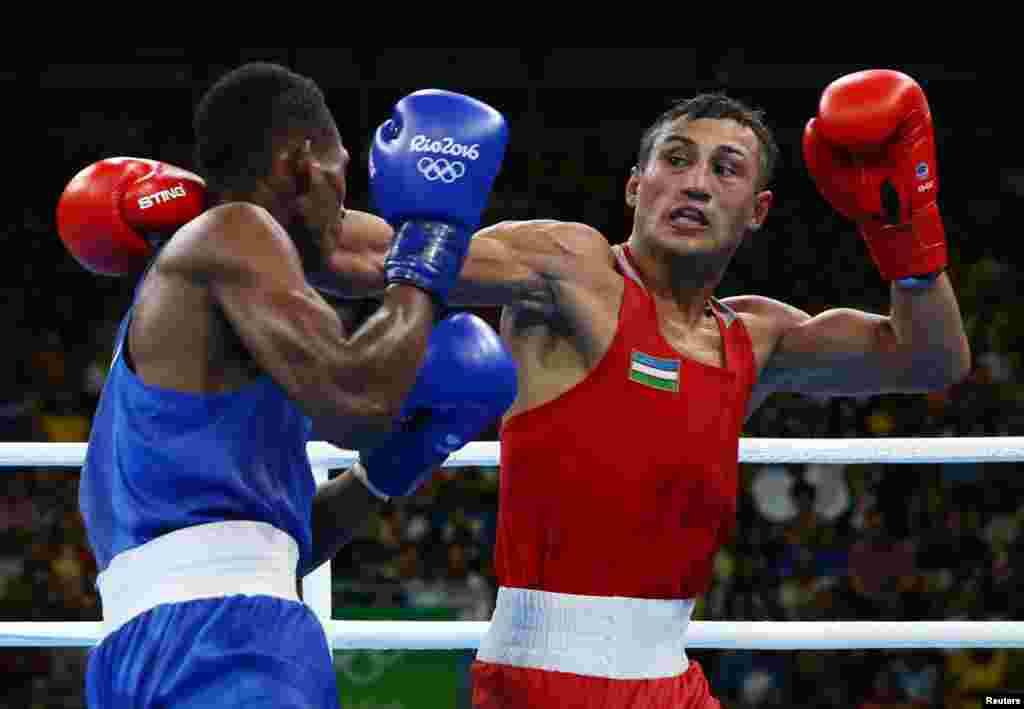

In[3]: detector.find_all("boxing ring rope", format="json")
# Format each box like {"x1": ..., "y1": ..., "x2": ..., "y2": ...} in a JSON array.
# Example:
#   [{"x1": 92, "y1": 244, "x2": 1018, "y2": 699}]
[
  {"x1": 3, "y1": 437, "x2": 1024, "y2": 650},
  {"x1": 8, "y1": 436, "x2": 1024, "y2": 467}
]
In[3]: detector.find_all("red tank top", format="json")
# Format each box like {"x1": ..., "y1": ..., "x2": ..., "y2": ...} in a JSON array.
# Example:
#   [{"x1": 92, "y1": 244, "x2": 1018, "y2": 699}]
[{"x1": 495, "y1": 246, "x2": 756, "y2": 599}]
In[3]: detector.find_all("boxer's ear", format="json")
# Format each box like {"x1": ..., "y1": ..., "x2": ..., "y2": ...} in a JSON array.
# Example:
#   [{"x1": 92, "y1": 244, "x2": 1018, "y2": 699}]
[
  {"x1": 266, "y1": 136, "x2": 312, "y2": 197},
  {"x1": 290, "y1": 139, "x2": 315, "y2": 195},
  {"x1": 625, "y1": 166, "x2": 640, "y2": 208}
]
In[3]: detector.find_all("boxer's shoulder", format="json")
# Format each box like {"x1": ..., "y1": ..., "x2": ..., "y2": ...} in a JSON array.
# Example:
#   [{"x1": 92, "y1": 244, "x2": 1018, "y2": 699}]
[
  {"x1": 720, "y1": 294, "x2": 812, "y2": 370},
  {"x1": 721, "y1": 295, "x2": 810, "y2": 330},
  {"x1": 158, "y1": 202, "x2": 301, "y2": 285}
]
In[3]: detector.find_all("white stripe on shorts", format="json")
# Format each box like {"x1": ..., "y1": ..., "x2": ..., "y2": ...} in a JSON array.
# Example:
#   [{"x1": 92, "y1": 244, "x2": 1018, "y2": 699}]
[
  {"x1": 97, "y1": 520, "x2": 301, "y2": 637},
  {"x1": 476, "y1": 586, "x2": 694, "y2": 679}
]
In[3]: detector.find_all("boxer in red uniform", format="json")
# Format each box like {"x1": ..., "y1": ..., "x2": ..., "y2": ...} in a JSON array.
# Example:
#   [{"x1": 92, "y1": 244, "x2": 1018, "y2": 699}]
[
  {"x1": 152, "y1": 68, "x2": 967, "y2": 708},
  {"x1": 469, "y1": 69, "x2": 969, "y2": 709}
]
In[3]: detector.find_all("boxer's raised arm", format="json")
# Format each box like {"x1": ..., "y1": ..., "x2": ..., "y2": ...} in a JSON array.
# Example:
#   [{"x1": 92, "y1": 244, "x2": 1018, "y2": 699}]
[{"x1": 320, "y1": 215, "x2": 614, "y2": 310}]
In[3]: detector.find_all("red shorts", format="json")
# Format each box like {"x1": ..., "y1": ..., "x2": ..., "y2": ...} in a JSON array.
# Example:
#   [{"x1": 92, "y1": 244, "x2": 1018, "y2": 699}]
[{"x1": 470, "y1": 658, "x2": 721, "y2": 709}]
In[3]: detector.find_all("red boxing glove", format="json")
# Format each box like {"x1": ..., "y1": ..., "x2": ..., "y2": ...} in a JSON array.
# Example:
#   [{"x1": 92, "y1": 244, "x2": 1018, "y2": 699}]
[
  {"x1": 803, "y1": 69, "x2": 947, "y2": 282},
  {"x1": 56, "y1": 157, "x2": 207, "y2": 276}
]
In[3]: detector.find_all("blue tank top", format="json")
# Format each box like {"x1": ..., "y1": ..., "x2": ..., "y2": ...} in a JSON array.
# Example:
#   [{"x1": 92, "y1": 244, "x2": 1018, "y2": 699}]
[{"x1": 80, "y1": 293, "x2": 316, "y2": 574}]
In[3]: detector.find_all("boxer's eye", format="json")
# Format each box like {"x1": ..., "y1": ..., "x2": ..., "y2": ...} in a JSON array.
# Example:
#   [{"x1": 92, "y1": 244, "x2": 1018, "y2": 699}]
[{"x1": 714, "y1": 161, "x2": 738, "y2": 177}]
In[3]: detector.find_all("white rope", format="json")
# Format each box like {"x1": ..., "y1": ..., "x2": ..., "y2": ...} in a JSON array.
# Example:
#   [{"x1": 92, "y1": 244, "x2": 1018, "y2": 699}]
[
  {"x1": 0, "y1": 622, "x2": 105, "y2": 647},
  {"x1": 3, "y1": 621, "x2": 1023, "y2": 649},
  {"x1": 736, "y1": 436, "x2": 1024, "y2": 464},
  {"x1": 3, "y1": 437, "x2": 1024, "y2": 468}
]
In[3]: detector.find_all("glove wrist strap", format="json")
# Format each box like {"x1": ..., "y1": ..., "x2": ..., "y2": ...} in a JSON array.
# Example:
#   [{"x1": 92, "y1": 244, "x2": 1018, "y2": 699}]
[
  {"x1": 895, "y1": 269, "x2": 944, "y2": 290},
  {"x1": 859, "y1": 204, "x2": 948, "y2": 282},
  {"x1": 384, "y1": 220, "x2": 471, "y2": 306}
]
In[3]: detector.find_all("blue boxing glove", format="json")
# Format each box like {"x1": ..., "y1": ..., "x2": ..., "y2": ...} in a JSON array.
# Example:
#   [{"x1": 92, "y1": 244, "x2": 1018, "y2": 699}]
[
  {"x1": 370, "y1": 90, "x2": 508, "y2": 305},
  {"x1": 354, "y1": 313, "x2": 517, "y2": 499}
]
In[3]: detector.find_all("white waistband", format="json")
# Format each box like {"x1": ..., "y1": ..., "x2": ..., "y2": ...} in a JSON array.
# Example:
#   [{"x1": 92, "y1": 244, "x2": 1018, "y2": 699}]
[
  {"x1": 476, "y1": 587, "x2": 694, "y2": 680},
  {"x1": 97, "y1": 521, "x2": 301, "y2": 636}
]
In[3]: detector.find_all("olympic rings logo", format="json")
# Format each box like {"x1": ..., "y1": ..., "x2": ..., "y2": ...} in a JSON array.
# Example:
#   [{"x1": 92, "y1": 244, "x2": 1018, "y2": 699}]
[
  {"x1": 416, "y1": 157, "x2": 466, "y2": 183},
  {"x1": 335, "y1": 650, "x2": 405, "y2": 686}
]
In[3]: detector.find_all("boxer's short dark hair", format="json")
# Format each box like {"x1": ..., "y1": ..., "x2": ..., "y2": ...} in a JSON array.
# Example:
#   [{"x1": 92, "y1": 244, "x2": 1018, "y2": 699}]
[{"x1": 194, "y1": 62, "x2": 335, "y2": 193}]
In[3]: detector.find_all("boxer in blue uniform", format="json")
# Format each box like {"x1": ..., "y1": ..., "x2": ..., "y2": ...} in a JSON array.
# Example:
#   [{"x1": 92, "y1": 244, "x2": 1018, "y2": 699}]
[{"x1": 57, "y1": 63, "x2": 516, "y2": 707}]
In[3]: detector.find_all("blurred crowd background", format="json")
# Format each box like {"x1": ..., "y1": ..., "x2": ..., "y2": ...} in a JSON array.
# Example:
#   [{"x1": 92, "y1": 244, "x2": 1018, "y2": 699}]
[{"x1": 3, "y1": 50, "x2": 1022, "y2": 707}]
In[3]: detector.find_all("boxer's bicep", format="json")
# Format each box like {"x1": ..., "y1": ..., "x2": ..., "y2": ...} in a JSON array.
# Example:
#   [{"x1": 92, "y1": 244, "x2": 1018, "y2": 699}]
[
  {"x1": 448, "y1": 220, "x2": 610, "y2": 310},
  {"x1": 447, "y1": 232, "x2": 550, "y2": 309}
]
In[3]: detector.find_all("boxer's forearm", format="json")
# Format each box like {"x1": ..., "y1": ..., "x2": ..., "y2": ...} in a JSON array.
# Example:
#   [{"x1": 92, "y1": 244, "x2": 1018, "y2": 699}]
[
  {"x1": 303, "y1": 467, "x2": 382, "y2": 576},
  {"x1": 889, "y1": 272, "x2": 971, "y2": 387}
]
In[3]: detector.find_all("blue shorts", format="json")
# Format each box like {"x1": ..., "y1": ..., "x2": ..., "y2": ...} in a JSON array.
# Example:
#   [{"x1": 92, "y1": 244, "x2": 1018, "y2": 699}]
[{"x1": 86, "y1": 594, "x2": 340, "y2": 708}]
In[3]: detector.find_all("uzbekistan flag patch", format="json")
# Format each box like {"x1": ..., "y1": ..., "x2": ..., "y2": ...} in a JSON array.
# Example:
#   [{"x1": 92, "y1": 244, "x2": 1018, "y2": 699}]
[{"x1": 629, "y1": 351, "x2": 680, "y2": 392}]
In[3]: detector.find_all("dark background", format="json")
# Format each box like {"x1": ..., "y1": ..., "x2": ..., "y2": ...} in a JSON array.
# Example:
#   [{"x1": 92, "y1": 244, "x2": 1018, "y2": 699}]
[{"x1": 3, "y1": 50, "x2": 1022, "y2": 708}]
